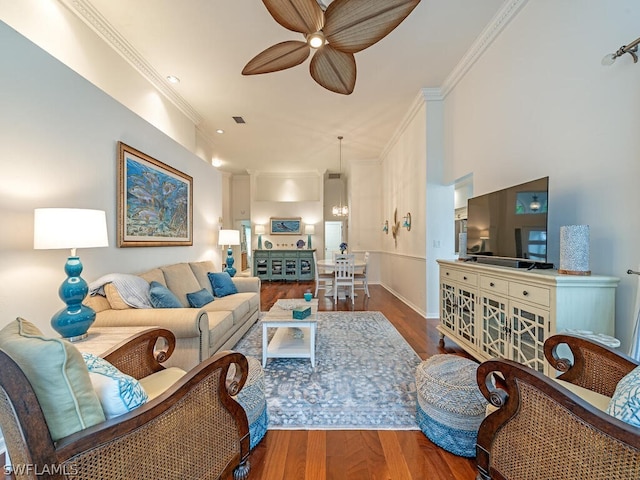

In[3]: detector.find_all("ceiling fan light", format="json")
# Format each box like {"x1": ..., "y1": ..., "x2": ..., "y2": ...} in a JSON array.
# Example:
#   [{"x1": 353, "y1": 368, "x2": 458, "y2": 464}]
[{"x1": 307, "y1": 32, "x2": 326, "y2": 49}]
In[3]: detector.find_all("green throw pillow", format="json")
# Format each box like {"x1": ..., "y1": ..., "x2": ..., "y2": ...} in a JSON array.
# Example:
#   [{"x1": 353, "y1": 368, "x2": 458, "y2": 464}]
[{"x1": 0, "y1": 318, "x2": 106, "y2": 441}]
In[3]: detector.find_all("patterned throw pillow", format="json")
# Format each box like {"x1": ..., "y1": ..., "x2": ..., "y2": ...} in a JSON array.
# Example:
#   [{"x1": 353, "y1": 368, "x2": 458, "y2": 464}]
[
  {"x1": 186, "y1": 288, "x2": 215, "y2": 308},
  {"x1": 208, "y1": 272, "x2": 239, "y2": 297},
  {"x1": 149, "y1": 281, "x2": 182, "y2": 308},
  {"x1": 82, "y1": 353, "x2": 148, "y2": 419},
  {"x1": 607, "y1": 365, "x2": 640, "y2": 427}
]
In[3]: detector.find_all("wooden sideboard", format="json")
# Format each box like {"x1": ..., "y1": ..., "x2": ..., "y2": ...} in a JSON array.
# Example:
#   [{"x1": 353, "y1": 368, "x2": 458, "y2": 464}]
[
  {"x1": 254, "y1": 249, "x2": 315, "y2": 281},
  {"x1": 437, "y1": 259, "x2": 619, "y2": 376}
]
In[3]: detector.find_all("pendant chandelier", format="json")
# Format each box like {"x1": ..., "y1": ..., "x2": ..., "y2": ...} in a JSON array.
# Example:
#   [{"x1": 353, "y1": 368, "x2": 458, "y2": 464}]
[{"x1": 332, "y1": 136, "x2": 349, "y2": 217}]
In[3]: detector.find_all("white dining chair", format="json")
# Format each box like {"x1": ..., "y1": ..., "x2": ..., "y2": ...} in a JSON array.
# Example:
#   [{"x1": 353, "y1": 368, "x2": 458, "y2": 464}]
[
  {"x1": 334, "y1": 254, "x2": 355, "y2": 305},
  {"x1": 313, "y1": 250, "x2": 333, "y2": 297},
  {"x1": 354, "y1": 251, "x2": 370, "y2": 297}
]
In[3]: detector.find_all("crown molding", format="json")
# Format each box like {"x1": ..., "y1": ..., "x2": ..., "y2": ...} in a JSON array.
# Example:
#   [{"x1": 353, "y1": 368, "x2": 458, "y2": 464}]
[
  {"x1": 58, "y1": 0, "x2": 202, "y2": 125},
  {"x1": 441, "y1": 0, "x2": 528, "y2": 97}
]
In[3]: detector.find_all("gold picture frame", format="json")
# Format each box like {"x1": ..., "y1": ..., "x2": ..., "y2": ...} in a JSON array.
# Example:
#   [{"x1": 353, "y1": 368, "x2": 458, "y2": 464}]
[{"x1": 117, "y1": 142, "x2": 193, "y2": 247}]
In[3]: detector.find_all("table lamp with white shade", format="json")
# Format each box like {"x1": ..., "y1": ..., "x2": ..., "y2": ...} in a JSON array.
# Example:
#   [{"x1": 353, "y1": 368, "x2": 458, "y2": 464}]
[
  {"x1": 33, "y1": 208, "x2": 109, "y2": 341},
  {"x1": 255, "y1": 224, "x2": 265, "y2": 250},
  {"x1": 218, "y1": 229, "x2": 240, "y2": 277},
  {"x1": 305, "y1": 224, "x2": 315, "y2": 249}
]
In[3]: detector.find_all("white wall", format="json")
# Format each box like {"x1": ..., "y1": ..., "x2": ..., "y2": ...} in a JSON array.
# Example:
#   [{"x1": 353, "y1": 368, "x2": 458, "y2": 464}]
[
  {"x1": 378, "y1": 93, "x2": 429, "y2": 315},
  {"x1": 444, "y1": 0, "x2": 640, "y2": 351},
  {"x1": 0, "y1": 22, "x2": 223, "y2": 336},
  {"x1": 249, "y1": 172, "x2": 324, "y2": 256}
]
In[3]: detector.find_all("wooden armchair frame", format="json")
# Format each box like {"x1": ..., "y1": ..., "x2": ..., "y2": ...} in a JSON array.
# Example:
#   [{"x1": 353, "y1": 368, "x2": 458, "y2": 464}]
[
  {"x1": 476, "y1": 334, "x2": 640, "y2": 480},
  {"x1": 0, "y1": 328, "x2": 251, "y2": 480}
]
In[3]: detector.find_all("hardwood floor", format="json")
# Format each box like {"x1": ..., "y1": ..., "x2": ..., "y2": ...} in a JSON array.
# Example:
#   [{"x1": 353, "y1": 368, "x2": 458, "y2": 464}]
[{"x1": 246, "y1": 281, "x2": 478, "y2": 480}]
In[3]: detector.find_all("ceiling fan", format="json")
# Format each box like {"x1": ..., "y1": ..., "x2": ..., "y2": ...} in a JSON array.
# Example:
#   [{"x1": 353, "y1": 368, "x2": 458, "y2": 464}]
[{"x1": 242, "y1": 0, "x2": 421, "y2": 95}]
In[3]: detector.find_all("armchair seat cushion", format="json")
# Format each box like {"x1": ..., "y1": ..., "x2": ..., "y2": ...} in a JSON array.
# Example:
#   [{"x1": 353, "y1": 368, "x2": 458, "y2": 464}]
[{"x1": 138, "y1": 367, "x2": 187, "y2": 400}]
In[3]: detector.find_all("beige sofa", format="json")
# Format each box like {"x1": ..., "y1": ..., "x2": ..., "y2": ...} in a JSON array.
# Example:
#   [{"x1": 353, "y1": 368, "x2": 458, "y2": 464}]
[{"x1": 85, "y1": 261, "x2": 260, "y2": 370}]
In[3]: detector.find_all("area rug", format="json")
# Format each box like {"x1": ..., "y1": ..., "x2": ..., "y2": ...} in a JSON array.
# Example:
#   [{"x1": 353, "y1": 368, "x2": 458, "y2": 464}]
[{"x1": 233, "y1": 311, "x2": 421, "y2": 430}]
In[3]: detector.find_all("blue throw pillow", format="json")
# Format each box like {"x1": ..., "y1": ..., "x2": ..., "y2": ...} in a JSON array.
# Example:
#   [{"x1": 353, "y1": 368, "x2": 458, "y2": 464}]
[
  {"x1": 149, "y1": 281, "x2": 182, "y2": 308},
  {"x1": 186, "y1": 288, "x2": 214, "y2": 308},
  {"x1": 82, "y1": 352, "x2": 148, "y2": 419},
  {"x1": 207, "y1": 272, "x2": 238, "y2": 297},
  {"x1": 607, "y1": 365, "x2": 640, "y2": 427}
]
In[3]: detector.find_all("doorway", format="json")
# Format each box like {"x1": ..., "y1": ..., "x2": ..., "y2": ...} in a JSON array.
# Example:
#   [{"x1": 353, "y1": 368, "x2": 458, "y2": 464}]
[{"x1": 324, "y1": 221, "x2": 343, "y2": 260}]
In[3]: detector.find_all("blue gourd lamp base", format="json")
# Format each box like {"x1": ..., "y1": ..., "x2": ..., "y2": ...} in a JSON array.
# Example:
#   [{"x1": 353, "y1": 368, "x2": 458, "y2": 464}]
[
  {"x1": 224, "y1": 247, "x2": 237, "y2": 277},
  {"x1": 51, "y1": 256, "x2": 96, "y2": 341}
]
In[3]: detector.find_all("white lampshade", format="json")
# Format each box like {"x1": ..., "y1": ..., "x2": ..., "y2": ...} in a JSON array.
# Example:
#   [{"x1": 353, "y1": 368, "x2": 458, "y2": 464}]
[
  {"x1": 218, "y1": 229, "x2": 240, "y2": 246},
  {"x1": 34, "y1": 208, "x2": 109, "y2": 251},
  {"x1": 304, "y1": 224, "x2": 315, "y2": 235},
  {"x1": 255, "y1": 224, "x2": 266, "y2": 235}
]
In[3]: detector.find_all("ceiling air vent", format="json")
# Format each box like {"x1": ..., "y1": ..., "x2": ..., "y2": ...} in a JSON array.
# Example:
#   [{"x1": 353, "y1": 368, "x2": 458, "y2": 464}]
[
  {"x1": 232, "y1": 116, "x2": 246, "y2": 124},
  {"x1": 328, "y1": 173, "x2": 341, "y2": 179}
]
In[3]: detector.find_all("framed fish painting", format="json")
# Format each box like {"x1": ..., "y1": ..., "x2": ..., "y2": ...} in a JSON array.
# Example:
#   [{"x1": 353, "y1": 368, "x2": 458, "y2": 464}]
[
  {"x1": 117, "y1": 142, "x2": 193, "y2": 247},
  {"x1": 270, "y1": 217, "x2": 301, "y2": 235}
]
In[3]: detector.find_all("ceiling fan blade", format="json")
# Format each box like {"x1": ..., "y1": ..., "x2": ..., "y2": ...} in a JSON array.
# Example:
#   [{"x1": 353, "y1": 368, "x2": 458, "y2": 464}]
[
  {"x1": 242, "y1": 41, "x2": 311, "y2": 75},
  {"x1": 263, "y1": 0, "x2": 325, "y2": 35},
  {"x1": 309, "y1": 45, "x2": 356, "y2": 95},
  {"x1": 323, "y1": 0, "x2": 420, "y2": 53}
]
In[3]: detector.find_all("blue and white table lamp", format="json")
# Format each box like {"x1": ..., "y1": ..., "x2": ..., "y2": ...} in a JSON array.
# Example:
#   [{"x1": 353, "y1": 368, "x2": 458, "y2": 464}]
[
  {"x1": 255, "y1": 224, "x2": 265, "y2": 250},
  {"x1": 33, "y1": 208, "x2": 109, "y2": 341},
  {"x1": 219, "y1": 229, "x2": 240, "y2": 277},
  {"x1": 305, "y1": 224, "x2": 315, "y2": 249}
]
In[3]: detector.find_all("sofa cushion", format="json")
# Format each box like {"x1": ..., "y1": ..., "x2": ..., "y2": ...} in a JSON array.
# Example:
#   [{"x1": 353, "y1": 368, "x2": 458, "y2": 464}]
[
  {"x1": 161, "y1": 263, "x2": 202, "y2": 307},
  {"x1": 607, "y1": 365, "x2": 640, "y2": 427},
  {"x1": 186, "y1": 288, "x2": 215, "y2": 308},
  {"x1": 149, "y1": 281, "x2": 183, "y2": 309},
  {"x1": 189, "y1": 261, "x2": 217, "y2": 294},
  {"x1": 104, "y1": 283, "x2": 132, "y2": 310},
  {"x1": 139, "y1": 268, "x2": 166, "y2": 286},
  {"x1": 208, "y1": 272, "x2": 239, "y2": 297},
  {"x1": 82, "y1": 352, "x2": 148, "y2": 419},
  {"x1": 205, "y1": 293, "x2": 255, "y2": 325},
  {"x1": 0, "y1": 318, "x2": 106, "y2": 441},
  {"x1": 207, "y1": 311, "x2": 235, "y2": 352}
]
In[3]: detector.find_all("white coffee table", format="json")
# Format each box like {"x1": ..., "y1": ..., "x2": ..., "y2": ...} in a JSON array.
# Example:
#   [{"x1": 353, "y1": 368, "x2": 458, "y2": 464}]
[{"x1": 262, "y1": 298, "x2": 318, "y2": 367}]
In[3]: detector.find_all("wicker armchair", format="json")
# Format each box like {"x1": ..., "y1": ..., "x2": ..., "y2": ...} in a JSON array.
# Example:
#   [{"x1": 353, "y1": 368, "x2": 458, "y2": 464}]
[
  {"x1": 476, "y1": 334, "x2": 640, "y2": 480},
  {"x1": 0, "y1": 328, "x2": 251, "y2": 480}
]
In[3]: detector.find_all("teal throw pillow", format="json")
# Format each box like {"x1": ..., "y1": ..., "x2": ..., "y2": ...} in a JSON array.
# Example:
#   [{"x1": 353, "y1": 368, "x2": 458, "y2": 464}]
[
  {"x1": 208, "y1": 272, "x2": 238, "y2": 297},
  {"x1": 82, "y1": 353, "x2": 148, "y2": 419},
  {"x1": 0, "y1": 318, "x2": 105, "y2": 441},
  {"x1": 149, "y1": 281, "x2": 182, "y2": 308},
  {"x1": 186, "y1": 288, "x2": 215, "y2": 308},
  {"x1": 607, "y1": 365, "x2": 640, "y2": 428}
]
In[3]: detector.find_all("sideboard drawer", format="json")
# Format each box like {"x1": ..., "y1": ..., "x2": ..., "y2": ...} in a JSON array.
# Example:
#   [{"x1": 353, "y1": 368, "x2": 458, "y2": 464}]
[
  {"x1": 508, "y1": 282, "x2": 550, "y2": 307},
  {"x1": 480, "y1": 276, "x2": 509, "y2": 295},
  {"x1": 442, "y1": 268, "x2": 478, "y2": 287}
]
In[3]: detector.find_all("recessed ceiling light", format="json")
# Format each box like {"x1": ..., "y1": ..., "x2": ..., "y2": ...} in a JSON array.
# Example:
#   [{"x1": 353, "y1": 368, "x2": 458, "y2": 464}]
[
  {"x1": 166, "y1": 75, "x2": 180, "y2": 84},
  {"x1": 216, "y1": 129, "x2": 224, "y2": 134}
]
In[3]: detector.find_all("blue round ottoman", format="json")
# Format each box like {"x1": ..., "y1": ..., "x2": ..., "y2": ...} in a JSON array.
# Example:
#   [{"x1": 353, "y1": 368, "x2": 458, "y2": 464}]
[
  {"x1": 415, "y1": 354, "x2": 486, "y2": 457},
  {"x1": 232, "y1": 356, "x2": 268, "y2": 450}
]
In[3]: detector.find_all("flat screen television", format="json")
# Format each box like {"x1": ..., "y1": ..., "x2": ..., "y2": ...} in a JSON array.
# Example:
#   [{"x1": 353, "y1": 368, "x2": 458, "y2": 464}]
[{"x1": 466, "y1": 176, "x2": 550, "y2": 268}]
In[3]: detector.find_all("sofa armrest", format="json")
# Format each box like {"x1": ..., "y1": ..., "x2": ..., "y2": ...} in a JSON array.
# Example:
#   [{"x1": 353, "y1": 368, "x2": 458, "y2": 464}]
[
  {"x1": 93, "y1": 308, "x2": 208, "y2": 339},
  {"x1": 544, "y1": 334, "x2": 639, "y2": 397},
  {"x1": 232, "y1": 276, "x2": 261, "y2": 293}
]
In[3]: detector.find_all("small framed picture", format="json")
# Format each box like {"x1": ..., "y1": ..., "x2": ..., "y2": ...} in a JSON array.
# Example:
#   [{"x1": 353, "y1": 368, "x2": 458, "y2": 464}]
[{"x1": 270, "y1": 217, "x2": 302, "y2": 235}]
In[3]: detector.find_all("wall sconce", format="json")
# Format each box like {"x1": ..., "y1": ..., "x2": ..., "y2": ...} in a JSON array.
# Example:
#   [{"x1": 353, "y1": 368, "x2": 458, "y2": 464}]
[
  {"x1": 602, "y1": 36, "x2": 640, "y2": 65},
  {"x1": 403, "y1": 213, "x2": 411, "y2": 231},
  {"x1": 382, "y1": 220, "x2": 389, "y2": 234}
]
